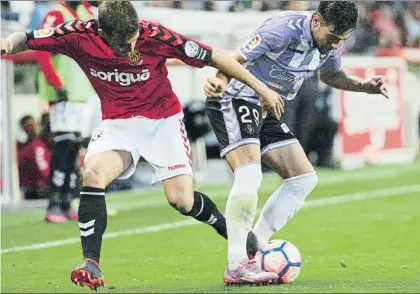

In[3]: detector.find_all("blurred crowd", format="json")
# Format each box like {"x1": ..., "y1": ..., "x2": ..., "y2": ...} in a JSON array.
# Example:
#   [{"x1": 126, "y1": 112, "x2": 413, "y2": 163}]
[
  {"x1": 135, "y1": 1, "x2": 420, "y2": 50},
  {"x1": 2, "y1": 1, "x2": 420, "y2": 51}
]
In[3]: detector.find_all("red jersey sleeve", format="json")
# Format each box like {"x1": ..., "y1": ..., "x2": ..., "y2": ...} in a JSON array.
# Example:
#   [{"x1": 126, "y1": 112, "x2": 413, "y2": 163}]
[
  {"x1": 26, "y1": 19, "x2": 82, "y2": 57},
  {"x1": 141, "y1": 21, "x2": 212, "y2": 68},
  {"x1": 34, "y1": 10, "x2": 66, "y2": 89}
]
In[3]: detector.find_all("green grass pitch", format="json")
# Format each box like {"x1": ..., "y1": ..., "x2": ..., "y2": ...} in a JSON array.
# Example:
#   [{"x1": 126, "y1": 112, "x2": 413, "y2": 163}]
[{"x1": 1, "y1": 162, "x2": 420, "y2": 293}]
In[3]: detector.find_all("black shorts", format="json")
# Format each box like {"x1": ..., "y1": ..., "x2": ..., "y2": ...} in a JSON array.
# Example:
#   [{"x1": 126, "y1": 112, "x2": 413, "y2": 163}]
[{"x1": 206, "y1": 97, "x2": 298, "y2": 157}]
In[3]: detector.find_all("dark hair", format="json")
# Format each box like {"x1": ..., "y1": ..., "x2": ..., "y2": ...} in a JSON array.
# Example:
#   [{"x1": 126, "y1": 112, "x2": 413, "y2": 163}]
[
  {"x1": 315, "y1": 1, "x2": 358, "y2": 35},
  {"x1": 19, "y1": 115, "x2": 33, "y2": 127},
  {"x1": 98, "y1": 1, "x2": 139, "y2": 54},
  {"x1": 203, "y1": 1, "x2": 214, "y2": 11}
]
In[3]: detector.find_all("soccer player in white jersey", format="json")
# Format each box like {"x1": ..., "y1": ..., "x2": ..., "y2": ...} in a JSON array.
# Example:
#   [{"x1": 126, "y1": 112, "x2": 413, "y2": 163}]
[{"x1": 204, "y1": 1, "x2": 389, "y2": 286}]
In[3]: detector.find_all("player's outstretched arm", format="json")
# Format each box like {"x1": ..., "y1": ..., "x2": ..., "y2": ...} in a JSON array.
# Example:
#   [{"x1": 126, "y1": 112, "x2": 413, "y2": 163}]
[
  {"x1": 1, "y1": 33, "x2": 29, "y2": 55},
  {"x1": 320, "y1": 69, "x2": 389, "y2": 99},
  {"x1": 208, "y1": 49, "x2": 284, "y2": 119},
  {"x1": 204, "y1": 52, "x2": 245, "y2": 97}
]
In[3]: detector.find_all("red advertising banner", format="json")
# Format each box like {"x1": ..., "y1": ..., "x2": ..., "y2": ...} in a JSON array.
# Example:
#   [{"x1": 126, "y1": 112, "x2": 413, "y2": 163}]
[{"x1": 336, "y1": 57, "x2": 411, "y2": 168}]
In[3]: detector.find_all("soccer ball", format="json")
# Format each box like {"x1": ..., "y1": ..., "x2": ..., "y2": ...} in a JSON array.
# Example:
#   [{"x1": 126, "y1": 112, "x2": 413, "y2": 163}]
[{"x1": 255, "y1": 239, "x2": 302, "y2": 284}]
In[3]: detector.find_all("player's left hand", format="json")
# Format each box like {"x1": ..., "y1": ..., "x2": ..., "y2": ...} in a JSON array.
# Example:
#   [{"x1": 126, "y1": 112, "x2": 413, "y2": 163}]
[
  {"x1": 362, "y1": 75, "x2": 389, "y2": 99},
  {"x1": 204, "y1": 77, "x2": 227, "y2": 97}
]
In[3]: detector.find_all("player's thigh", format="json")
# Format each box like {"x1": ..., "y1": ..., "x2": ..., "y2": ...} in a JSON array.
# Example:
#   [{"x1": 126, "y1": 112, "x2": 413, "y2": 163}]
[
  {"x1": 139, "y1": 113, "x2": 194, "y2": 188},
  {"x1": 84, "y1": 120, "x2": 141, "y2": 187},
  {"x1": 260, "y1": 114, "x2": 314, "y2": 179},
  {"x1": 206, "y1": 97, "x2": 262, "y2": 170},
  {"x1": 83, "y1": 150, "x2": 133, "y2": 188},
  {"x1": 225, "y1": 144, "x2": 261, "y2": 171}
]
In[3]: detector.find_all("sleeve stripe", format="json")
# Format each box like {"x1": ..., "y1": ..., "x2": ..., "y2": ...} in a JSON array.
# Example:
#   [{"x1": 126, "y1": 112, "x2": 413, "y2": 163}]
[
  {"x1": 147, "y1": 24, "x2": 183, "y2": 47},
  {"x1": 237, "y1": 48, "x2": 248, "y2": 61},
  {"x1": 28, "y1": 20, "x2": 96, "y2": 40}
]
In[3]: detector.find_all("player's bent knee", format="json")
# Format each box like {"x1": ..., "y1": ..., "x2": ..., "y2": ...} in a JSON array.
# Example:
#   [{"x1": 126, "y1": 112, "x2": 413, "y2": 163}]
[
  {"x1": 304, "y1": 171, "x2": 318, "y2": 195},
  {"x1": 226, "y1": 144, "x2": 261, "y2": 171},
  {"x1": 82, "y1": 166, "x2": 106, "y2": 189},
  {"x1": 166, "y1": 192, "x2": 194, "y2": 214},
  {"x1": 163, "y1": 176, "x2": 194, "y2": 213},
  {"x1": 285, "y1": 171, "x2": 318, "y2": 202},
  {"x1": 232, "y1": 163, "x2": 263, "y2": 194}
]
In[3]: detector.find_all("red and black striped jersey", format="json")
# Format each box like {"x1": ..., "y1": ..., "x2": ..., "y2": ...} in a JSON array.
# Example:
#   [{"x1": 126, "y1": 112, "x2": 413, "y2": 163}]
[{"x1": 26, "y1": 19, "x2": 212, "y2": 120}]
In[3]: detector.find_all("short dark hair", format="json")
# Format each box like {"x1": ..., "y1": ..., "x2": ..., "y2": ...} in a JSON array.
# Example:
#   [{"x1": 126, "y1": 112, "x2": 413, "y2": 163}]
[
  {"x1": 98, "y1": 1, "x2": 139, "y2": 52},
  {"x1": 19, "y1": 115, "x2": 33, "y2": 127},
  {"x1": 315, "y1": 1, "x2": 358, "y2": 35}
]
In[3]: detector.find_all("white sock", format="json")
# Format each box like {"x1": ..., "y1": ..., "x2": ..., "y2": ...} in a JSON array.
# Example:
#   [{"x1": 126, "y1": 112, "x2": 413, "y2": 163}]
[
  {"x1": 226, "y1": 163, "x2": 263, "y2": 269},
  {"x1": 253, "y1": 172, "x2": 318, "y2": 242}
]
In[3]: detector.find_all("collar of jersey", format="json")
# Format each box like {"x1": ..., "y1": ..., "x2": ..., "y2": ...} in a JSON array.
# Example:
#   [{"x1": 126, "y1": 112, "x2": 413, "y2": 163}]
[{"x1": 302, "y1": 11, "x2": 315, "y2": 48}]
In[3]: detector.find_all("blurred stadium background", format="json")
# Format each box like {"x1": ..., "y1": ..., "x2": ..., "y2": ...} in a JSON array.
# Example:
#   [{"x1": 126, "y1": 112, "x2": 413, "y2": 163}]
[{"x1": 1, "y1": 1, "x2": 420, "y2": 293}]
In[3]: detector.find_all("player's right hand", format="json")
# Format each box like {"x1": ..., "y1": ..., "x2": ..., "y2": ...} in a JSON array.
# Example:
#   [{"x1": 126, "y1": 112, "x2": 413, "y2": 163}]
[
  {"x1": 204, "y1": 77, "x2": 227, "y2": 97},
  {"x1": 1, "y1": 39, "x2": 12, "y2": 55},
  {"x1": 259, "y1": 87, "x2": 284, "y2": 120}
]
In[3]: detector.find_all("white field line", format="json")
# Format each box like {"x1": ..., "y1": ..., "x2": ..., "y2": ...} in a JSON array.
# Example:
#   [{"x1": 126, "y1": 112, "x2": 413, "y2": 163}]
[
  {"x1": 106, "y1": 163, "x2": 420, "y2": 202},
  {"x1": 2, "y1": 184, "x2": 419, "y2": 254},
  {"x1": 108, "y1": 167, "x2": 420, "y2": 211}
]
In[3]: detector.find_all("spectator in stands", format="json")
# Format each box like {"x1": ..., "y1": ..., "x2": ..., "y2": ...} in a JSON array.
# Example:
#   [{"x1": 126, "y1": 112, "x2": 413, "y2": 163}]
[
  {"x1": 145, "y1": 1, "x2": 168, "y2": 8},
  {"x1": 1, "y1": 1, "x2": 19, "y2": 22},
  {"x1": 228, "y1": 1, "x2": 242, "y2": 13},
  {"x1": 287, "y1": 1, "x2": 310, "y2": 11},
  {"x1": 404, "y1": 2, "x2": 420, "y2": 47},
  {"x1": 203, "y1": 1, "x2": 215, "y2": 11},
  {"x1": 17, "y1": 115, "x2": 51, "y2": 200},
  {"x1": 27, "y1": 1, "x2": 52, "y2": 31},
  {"x1": 283, "y1": 72, "x2": 338, "y2": 169},
  {"x1": 370, "y1": 2, "x2": 403, "y2": 49},
  {"x1": 39, "y1": 112, "x2": 54, "y2": 151},
  {"x1": 171, "y1": 1, "x2": 184, "y2": 9},
  {"x1": 282, "y1": 72, "x2": 319, "y2": 158},
  {"x1": 308, "y1": 85, "x2": 338, "y2": 169},
  {"x1": 345, "y1": 3, "x2": 378, "y2": 55}
]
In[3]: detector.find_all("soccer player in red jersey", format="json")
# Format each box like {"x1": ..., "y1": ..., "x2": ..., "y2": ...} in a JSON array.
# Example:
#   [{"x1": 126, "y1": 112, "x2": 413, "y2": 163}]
[{"x1": 1, "y1": 1, "x2": 284, "y2": 290}]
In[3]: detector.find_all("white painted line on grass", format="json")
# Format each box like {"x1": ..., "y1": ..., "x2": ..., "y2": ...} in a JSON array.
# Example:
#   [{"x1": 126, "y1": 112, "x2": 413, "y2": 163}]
[
  {"x1": 0, "y1": 220, "x2": 198, "y2": 254},
  {"x1": 303, "y1": 185, "x2": 420, "y2": 208},
  {"x1": 2, "y1": 184, "x2": 420, "y2": 254},
  {"x1": 106, "y1": 163, "x2": 420, "y2": 201}
]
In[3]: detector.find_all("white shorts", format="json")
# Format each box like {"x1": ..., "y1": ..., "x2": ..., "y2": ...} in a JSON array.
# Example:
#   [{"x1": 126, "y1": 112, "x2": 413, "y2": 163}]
[
  {"x1": 49, "y1": 101, "x2": 86, "y2": 133},
  {"x1": 84, "y1": 112, "x2": 193, "y2": 186}
]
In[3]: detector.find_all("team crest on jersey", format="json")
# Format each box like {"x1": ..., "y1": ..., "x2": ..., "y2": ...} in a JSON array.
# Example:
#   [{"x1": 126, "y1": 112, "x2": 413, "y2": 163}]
[
  {"x1": 244, "y1": 34, "x2": 261, "y2": 53},
  {"x1": 245, "y1": 123, "x2": 255, "y2": 134},
  {"x1": 33, "y1": 27, "x2": 55, "y2": 39},
  {"x1": 128, "y1": 49, "x2": 142, "y2": 66}
]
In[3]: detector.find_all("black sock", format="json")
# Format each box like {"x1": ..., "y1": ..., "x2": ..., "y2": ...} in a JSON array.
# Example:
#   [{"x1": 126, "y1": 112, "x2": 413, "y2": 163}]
[
  {"x1": 61, "y1": 140, "x2": 81, "y2": 212},
  {"x1": 78, "y1": 187, "x2": 107, "y2": 263},
  {"x1": 48, "y1": 138, "x2": 72, "y2": 210},
  {"x1": 182, "y1": 191, "x2": 227, "y2": 239},
  {"x1": 61, "y1": 171, "x2": 79, "y2": 211}
]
